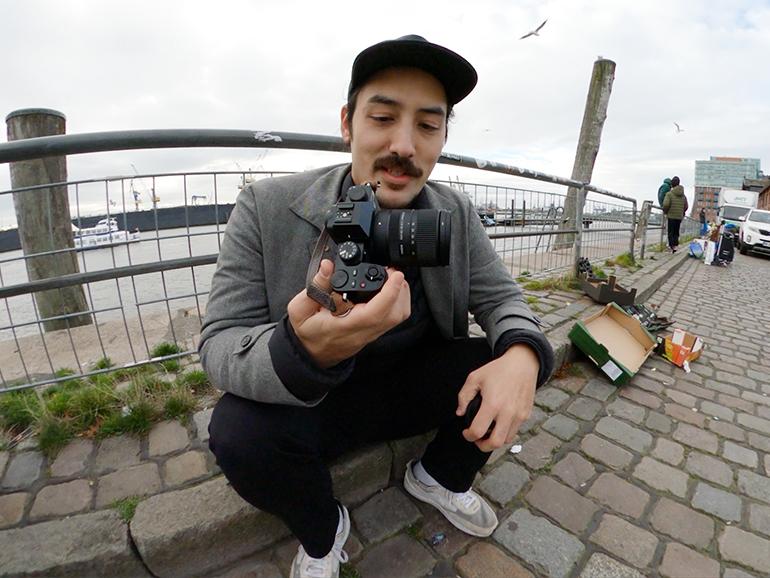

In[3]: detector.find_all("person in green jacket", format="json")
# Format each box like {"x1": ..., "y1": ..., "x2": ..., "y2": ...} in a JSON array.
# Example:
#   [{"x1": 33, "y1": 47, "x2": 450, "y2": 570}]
[
  {"x1": 657, "y1": 177, "x2": 672, "y2": 207},
  {"x1": 662, "y1": 176, "x2": 688, "y2": 252}
]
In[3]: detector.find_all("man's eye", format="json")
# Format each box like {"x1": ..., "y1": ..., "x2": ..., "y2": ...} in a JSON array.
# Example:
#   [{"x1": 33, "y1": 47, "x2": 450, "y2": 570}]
[
  {"x1": 420, "y1": 123, "x2": 440, "y2": 131},
  {"x1": 371, "y1": 115, "x2": 392, "y2": 123}
]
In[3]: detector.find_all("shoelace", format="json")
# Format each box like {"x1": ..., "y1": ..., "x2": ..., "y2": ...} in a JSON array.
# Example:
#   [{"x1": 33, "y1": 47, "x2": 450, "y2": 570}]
[
  {"x1": 453, "y1": 490, "x2": 478, "y2": 510},
  {"x1": 299, "y1": 546, "x2": 349, "y2": 578}
]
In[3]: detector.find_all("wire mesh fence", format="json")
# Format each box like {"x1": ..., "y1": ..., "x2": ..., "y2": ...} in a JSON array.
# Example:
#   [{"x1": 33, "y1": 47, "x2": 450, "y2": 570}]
[
  {"x1": 0, "y1": 130, "x2": 651, "y2": 392},
  {"x1": 441, "y1": 180, "x2": 640, "y2": 278}
]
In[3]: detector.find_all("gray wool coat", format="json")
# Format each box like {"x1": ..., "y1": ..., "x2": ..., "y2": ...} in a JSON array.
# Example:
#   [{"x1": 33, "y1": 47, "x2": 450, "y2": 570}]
[{"x1": 199, "y1": 164, "x2": 543, "y2": 406}]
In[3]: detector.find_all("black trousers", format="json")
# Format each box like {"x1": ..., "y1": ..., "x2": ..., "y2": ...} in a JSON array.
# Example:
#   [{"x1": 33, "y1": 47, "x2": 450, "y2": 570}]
[
  {"x1": 667, "y1": 218, "x2": 682, "y2": 248},
  {"x1": 208, "y1": 337, "x2": 493, "y2": 558}
]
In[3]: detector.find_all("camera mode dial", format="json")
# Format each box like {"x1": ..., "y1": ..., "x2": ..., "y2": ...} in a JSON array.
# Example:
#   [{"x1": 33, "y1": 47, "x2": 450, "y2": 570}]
[{"x1": 338, "y1": 241, "x2": 361, "y2": 265}]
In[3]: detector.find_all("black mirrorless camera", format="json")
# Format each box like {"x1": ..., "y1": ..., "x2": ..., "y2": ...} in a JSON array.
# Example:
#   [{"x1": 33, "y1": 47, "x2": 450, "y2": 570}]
[{"x1": 324, "y1": 183, "x2": 451, "y2": 303}]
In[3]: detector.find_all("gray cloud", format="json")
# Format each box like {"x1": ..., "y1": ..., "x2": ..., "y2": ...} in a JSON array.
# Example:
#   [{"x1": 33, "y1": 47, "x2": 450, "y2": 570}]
[{"x1": 1, "y1": 0, "x2": 768, "y2": 226}]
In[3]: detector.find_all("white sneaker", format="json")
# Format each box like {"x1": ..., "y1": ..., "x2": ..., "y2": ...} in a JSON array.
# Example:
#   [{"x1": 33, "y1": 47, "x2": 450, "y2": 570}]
[
  {"x1": 290, "y1": 505, "x2": 350, "y2": 578},
  {"x1": 404, "y1": 460, "x2": 498, "y2": 537}
]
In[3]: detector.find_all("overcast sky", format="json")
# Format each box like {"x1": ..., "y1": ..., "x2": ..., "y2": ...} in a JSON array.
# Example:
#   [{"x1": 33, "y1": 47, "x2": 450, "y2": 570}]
[{"x1": 1, "y1": 0, "x2": 768, "y2": 226}]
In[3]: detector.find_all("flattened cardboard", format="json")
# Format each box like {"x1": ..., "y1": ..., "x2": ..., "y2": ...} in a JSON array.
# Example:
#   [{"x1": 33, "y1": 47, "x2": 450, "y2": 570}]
[{"x1": 568, "y1": 303, "x2": 657, "y2": 385}]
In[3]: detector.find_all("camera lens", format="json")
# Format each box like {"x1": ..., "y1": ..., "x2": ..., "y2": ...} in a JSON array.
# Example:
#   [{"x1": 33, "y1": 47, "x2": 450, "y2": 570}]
[{"x1": 372, "y1": 209, "x2": 451, "y2": 267}]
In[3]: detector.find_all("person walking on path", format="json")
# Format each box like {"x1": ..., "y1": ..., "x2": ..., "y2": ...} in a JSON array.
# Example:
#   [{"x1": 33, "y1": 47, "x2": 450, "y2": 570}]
[
  {"x1": 663, "y1": 176, "x2": 688, "y2": 252},
  {"x1": 657, "y1": 177, "x2": 672, "y2": 208},
  {"x1": 199, "y1": 34, "x2": 554, "y2": 578},
  {"x1": 699, "y1": 207, "x2": 708, "y2": 237}
]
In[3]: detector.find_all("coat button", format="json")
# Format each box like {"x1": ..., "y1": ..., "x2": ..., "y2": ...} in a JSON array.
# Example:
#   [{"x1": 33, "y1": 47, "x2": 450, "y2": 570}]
[{"x1": 240, "y1": 335, "x2": 252, "y2": 347}]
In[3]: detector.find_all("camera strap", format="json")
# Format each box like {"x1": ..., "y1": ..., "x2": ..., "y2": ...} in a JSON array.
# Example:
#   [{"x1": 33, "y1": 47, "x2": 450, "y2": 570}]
[{"x1": 305, "y1": 228, "x2": 339, "y2": 313}]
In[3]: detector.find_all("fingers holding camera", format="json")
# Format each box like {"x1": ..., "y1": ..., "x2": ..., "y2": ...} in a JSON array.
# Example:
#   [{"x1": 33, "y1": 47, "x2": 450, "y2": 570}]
[
  {"x1": 288, "y1": 261, "x2": 411, "y2": 368},
  {"x1": 288, "y1": 259, "x2": 335, "y2": 323},
  {"x1": 356, "y1": 267, "x2": 410, "y2": 326}
]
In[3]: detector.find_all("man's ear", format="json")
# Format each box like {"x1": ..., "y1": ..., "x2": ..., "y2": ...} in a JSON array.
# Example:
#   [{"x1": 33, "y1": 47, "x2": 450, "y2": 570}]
[{"x1": 340, "y1": 105, "x2": 351, "y2": 144}]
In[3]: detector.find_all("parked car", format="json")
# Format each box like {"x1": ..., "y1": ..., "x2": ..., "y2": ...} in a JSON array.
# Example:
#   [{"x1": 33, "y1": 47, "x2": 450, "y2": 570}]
[
  {"x1": 480, "y1": 215, "x2": 496, "y2": 227},
  {"x1": 738, "y1": 208, "x2": 770, "y2": 256}
]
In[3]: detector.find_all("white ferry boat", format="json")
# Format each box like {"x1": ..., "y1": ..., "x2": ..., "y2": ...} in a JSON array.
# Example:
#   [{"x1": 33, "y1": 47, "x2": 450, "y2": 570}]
[{"x1": 72, "y1": 218, "x2": 141, "y2": 250}]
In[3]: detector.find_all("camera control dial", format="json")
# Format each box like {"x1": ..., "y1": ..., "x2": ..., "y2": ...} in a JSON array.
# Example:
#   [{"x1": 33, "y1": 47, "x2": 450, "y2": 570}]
[
  {"x1": 338, "y1": 241, "x2": 361, "y2": 265},
  {"x1": 366, "y1": 266, "x2": 383, "y2": 282}
]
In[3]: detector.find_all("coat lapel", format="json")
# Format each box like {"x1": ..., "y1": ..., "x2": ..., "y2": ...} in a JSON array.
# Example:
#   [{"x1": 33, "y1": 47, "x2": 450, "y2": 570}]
[
  {"x1": 415, "y1": 185, "x2": 460, "y2": 338},
  {"x1": 289, "y1": 164, "x2": 350, "y2": 232},
  {"x1": 289, "y1": 164, "x2": 349, "y2": 258}
]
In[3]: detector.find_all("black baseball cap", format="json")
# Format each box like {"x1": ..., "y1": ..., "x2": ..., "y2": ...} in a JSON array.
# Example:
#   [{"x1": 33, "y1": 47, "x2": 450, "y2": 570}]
[{"x1": 348, "y1": 35, "x2": 478, "y2": 106}]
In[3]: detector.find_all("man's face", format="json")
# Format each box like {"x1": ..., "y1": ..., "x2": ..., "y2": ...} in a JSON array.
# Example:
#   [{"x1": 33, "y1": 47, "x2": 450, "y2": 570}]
[{"x1": 341, "y1": 67, "x2": 447, "y2": 209}]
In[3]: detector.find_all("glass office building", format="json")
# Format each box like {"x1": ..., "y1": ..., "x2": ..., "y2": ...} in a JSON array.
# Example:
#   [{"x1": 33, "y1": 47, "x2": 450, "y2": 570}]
[{"x1": 693, "y1": 156, "x2": 761, "y2": 220}]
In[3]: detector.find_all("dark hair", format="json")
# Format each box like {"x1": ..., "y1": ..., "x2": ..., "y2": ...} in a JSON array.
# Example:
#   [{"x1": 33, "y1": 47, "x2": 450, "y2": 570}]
[
  {"x1": 671, "y1": 176, "x2": 680, "y2": 186},
  {"x1": 345, "y1": 85, "x2": 454, "y2": 142}
]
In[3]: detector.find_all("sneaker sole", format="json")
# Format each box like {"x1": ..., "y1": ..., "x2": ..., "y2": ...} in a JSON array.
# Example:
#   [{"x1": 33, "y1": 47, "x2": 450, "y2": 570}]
[{"x1": 403, "y1": 468, "x2": 496, "y2": 538}]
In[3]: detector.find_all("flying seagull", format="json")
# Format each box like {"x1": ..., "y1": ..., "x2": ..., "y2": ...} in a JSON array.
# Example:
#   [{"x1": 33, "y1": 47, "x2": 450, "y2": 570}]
[
  {"x1": 520, "y1": 19, "x2": 548, "y2": 40},
  {"x1": 674, "y1": 122, "x2": 685, "y2": 133}
]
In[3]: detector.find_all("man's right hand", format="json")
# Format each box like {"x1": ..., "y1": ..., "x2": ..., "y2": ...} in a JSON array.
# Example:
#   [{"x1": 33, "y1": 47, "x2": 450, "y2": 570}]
[{"x1": 287, "y1": 259, "x2": 411, "y2": 368}]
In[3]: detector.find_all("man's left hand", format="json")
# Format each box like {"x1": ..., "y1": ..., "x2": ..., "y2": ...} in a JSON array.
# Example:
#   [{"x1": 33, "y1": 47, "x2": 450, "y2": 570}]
[{"x1": 456, "y1": 344, "x2": 539, "y2": 452}]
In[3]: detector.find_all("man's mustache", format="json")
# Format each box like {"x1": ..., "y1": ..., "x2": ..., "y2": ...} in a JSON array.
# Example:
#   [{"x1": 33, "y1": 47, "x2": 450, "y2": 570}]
[{"x1": 373, "y1": 155, "x2": 423, "y2": 178}]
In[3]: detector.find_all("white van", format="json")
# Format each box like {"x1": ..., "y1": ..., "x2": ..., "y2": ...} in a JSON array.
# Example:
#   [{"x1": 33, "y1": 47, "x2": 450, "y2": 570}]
[
  {"x1": 718, "y1": 188, "x2": 759, "y2": 229},
  {"x1": 738, "y1": 208, "x2": 770, "y2": 256}
]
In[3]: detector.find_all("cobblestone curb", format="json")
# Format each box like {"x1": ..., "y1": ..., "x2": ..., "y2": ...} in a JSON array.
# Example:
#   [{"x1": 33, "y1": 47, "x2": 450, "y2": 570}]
[{"x1": 4, "y1": 248, "x2": 743, "y2": 578}]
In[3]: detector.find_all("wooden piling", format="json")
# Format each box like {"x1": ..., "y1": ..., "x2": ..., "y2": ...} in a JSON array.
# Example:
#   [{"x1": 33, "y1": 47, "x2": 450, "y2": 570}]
[
  {"x1": 6, "y1": 109, "x2": 92, "y2": 331},
  {"x1": 556, "y1": 58, "x2": 616, "y2": 250}
]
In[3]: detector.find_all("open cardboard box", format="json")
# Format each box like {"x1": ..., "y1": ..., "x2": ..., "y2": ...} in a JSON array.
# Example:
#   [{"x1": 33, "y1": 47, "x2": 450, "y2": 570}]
[
  {"x1": 658, "y1": 328, "x2": 703, "y2": 371},
  {"x1": 580, "y1": 275, "x2": 637, "y2": 306},
  {"x1": 569, "y1": 302, "x2": 657, "y2": 385}
]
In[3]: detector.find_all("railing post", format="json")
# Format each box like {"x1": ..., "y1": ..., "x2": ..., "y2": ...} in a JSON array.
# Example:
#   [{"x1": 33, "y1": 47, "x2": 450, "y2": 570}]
[
  {"x1": 629, "y1": 200, "x2": 637, "y2": 258},
  {"x1": 573, "y1": 186, "x2": 585, "y2": 276},
  {"x1": 6, "y1": 109, "x2": 92, "y2": 331}
]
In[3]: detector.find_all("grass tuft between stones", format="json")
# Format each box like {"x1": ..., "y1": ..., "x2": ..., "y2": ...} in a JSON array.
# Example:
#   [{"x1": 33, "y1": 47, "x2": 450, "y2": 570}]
[
  {"x1": 38, "y1": 416, "x2": 75, "y2": 457},
  {"x1": 340, "y1": 564, "x2": 361, "y2": 578},
  {"x1": 521, "y1": 275, "x2": 582, "y2": 292},
  {"x1": 591, "y1": 265, "x2": 608, "y2": 279},
  {"x1": 112, "y1": 496, "x2": 141, "y2": 523},
  {"x1": 1, "y1": 344, "x2": 214, "y2": 458},
  {"x1": 604, "y1": 251, "x2": 639, "y2": 271},
  {"x1": 151, "y1": 342, "x2": 183, "y2": 372},
  {"x1": 405, "y1": 521, "x2": 423, "y2": 540}
]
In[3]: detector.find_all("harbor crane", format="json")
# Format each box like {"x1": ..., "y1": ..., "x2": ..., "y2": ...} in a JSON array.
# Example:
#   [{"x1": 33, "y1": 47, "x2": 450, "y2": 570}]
[{"x1": 130, "y1": 164, "x2": 160, "y2": 210}]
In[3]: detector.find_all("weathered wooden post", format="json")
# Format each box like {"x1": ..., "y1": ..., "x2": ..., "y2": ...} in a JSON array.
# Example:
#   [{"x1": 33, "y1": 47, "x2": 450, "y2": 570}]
[
  {"x1": 573, "y1": 186, "x2": 585, "y2": 276},
  {"x1": 556, "y1": 58, "x2": 616, "y2": 249},
  {"x1": 635, "y1": 200, "x2": 653, "y2": 259},
  {"x1": 6, "y1": 109, "x2": 92, "y2": 331}
]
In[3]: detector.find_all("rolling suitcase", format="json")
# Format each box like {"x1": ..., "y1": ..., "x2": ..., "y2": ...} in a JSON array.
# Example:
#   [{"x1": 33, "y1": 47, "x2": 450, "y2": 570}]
[{"x1": 714, "y1": 232, "x2": 735, "y2": 265}]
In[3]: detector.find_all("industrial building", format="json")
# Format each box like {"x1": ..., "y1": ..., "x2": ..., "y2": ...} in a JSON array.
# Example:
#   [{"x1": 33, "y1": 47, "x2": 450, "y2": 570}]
[{"x1": 693, "y1": 156, "x2": 761, "y2": 220}]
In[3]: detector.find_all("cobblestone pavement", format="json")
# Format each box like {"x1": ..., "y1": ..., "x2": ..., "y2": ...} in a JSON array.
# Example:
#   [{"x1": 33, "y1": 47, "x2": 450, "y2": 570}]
[
  {"x1": 2, "y1": 250, "x2": 770, "y2": 577},
  {"x1": 235, "y1": 253, "x2": 770, "y2": 577}
]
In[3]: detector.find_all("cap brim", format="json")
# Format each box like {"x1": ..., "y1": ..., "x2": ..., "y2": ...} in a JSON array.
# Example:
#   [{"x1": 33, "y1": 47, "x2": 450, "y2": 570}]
[{"x1": 350, "y1": 38, "x2": 477, "y2": 106}]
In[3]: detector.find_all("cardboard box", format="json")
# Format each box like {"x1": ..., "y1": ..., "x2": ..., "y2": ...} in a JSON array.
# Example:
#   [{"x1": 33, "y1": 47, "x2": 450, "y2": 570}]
[
  {"x1": 580, "y1": 275, "x2": 637, "y2": 306},
  {"x1": 659, "y1": 328, "x2": 703, "y2": 371},
  {"x1": 568, "y1": 302, "x2": 657, "y2": 385}
]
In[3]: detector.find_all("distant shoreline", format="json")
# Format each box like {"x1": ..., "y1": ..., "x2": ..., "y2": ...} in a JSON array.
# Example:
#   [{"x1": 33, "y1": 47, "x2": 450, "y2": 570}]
[{"x1": 0, "y1": 203, "x2": 235, "y2": 253}]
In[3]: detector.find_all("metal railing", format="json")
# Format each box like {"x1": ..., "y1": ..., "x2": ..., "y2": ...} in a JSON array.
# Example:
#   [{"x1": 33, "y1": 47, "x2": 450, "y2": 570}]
[{"x1": 0, "y1": 129, "x2": 647, "y2": 392}]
